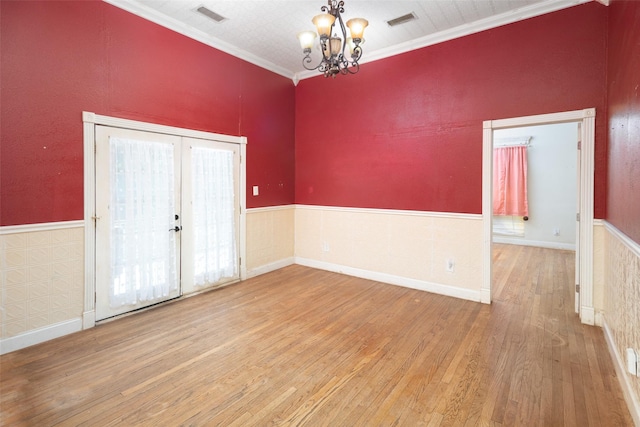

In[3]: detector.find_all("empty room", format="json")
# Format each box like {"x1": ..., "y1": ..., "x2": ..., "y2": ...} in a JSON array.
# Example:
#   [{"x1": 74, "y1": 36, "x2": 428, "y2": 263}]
[{"x1": 1, "y1": 0, "x2": 639, "y2": 425}]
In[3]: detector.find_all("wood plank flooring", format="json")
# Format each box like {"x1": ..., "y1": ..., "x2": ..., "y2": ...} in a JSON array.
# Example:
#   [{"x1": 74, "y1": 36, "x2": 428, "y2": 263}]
[{"x1": 0, "y1": 244, "x2": 633, "y2": 426}]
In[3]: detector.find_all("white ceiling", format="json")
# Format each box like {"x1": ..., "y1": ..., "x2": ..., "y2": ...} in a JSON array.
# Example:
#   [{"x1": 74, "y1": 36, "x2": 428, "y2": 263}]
[{"x1": 105, "y1": 0, "x2": 592, "y2": 82}]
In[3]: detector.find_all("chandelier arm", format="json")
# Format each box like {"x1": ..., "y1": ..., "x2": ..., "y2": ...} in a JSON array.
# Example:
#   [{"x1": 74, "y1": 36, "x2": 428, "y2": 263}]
[
  {"x1": 344, "y1": 61, "x2": 360, "y2": 74},
  {"x1": 337, "y1": 54, "x2": 358, "y2": 75},
  {"x1": 302, "y1": 52, "x2": 324, "y2": 71},
  {"x1": 351, "y1": 45, "x2": 363, "y2": 62}
]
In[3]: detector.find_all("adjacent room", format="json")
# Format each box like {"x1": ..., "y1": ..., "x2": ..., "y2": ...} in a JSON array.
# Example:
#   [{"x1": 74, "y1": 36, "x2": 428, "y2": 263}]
[{"x1": 1, "y1": 0, "x2": 639, "y2": 425}]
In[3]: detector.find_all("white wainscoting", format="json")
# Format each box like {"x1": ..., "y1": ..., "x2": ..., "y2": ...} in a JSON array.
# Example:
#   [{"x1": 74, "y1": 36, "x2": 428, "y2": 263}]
[
  {"x1": 1, "y1": 221, "x2": 85, "y2": 355},
  {"x1": 294, "y1": 205, "x2": 484, "y2": 301},
  {"x1": 246, "y1": 205, "x2": 295, "y2": 277},
  {"x1": 602, "y1": 221, "x2": 640, "y2": 426}
]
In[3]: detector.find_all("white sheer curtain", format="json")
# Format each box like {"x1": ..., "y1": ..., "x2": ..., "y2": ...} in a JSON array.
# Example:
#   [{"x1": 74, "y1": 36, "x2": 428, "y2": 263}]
[
  {"x1": 109, "y1": 137, "x2": 178, "y2": 307},
  {"x1": 192, "y1": 147, "x2": 237, "y2": 287}
]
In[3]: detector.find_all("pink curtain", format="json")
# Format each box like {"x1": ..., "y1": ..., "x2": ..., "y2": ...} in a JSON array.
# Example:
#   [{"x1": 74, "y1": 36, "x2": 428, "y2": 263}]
[{"x1": 493, "y1": 146, "x2": 529, "y2": 216}]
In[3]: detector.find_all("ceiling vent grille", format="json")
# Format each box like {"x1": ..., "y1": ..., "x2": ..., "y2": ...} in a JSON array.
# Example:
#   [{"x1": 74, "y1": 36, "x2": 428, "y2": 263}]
[
  {"x1": 386, "y1": 12, "x2": 417, "y2": 27},
  {"x1": 196, "y1": 6, "x2": 227, "y2": 23}
]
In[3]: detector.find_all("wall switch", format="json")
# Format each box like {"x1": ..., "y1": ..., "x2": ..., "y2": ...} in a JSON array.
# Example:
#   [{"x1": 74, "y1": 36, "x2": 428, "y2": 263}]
[
  {"x1": 252, "y1": 186, "x2": 259, "y2": 196},
  {"x1": 446, "y1": 258, "x2": 455, "y2": 272},
  {"x1": 626, "y1": 348, "x2": 638, "y2": 376}
]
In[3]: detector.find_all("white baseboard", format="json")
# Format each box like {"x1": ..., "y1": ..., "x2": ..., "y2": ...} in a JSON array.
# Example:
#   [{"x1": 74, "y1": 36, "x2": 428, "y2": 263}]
[
  {"x1": 493, "y1": 236, "x2": 576, "y2": 251},
  {"x1": 0, "y1": 318, "x2": 83, "y2": 355},
  {"x1": 294, "y1": 257, "x2": 481, "y2": 302},
  {"x1": 247, "y1": 257, "x2": 295, "y2": 279},
  {"x1": 1, "y1": 256, "x2": 478, "y2": 354},
  {"x1": 603, "y1": 320, "x2": 640, "y2": 427}
]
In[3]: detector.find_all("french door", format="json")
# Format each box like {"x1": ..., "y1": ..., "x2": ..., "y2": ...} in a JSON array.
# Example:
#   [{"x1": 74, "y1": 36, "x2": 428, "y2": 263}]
[{"x1": 95, "y1": 126, "x2": 240, "y2": 321}]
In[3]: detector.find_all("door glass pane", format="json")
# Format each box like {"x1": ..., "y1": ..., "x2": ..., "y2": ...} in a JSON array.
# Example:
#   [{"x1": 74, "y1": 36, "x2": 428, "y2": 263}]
[
  {"x1": 191, "y1": 147, "x2": 237, "y2": 286},
  {"x1": 109, "y1": 137, "x2": 178, "y2": 307}
]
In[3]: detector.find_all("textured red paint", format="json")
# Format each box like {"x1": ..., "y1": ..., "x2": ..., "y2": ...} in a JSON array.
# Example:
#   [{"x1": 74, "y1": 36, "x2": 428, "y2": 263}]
[
  {"x1": 295, "y1": 3, "x2": 609, "y2": 215},
  {"x1": 0, "y1": 1, "x2": 294, "y2": 226},
  {"x1": 607, "y1": 0, "x2": 640, "y2": 244}
]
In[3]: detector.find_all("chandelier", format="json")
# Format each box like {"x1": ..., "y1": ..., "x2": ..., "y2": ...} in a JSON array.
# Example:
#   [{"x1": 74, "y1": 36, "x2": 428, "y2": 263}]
[{"x1": 297, "y1": 0, "x2": 368, "y2": 78}]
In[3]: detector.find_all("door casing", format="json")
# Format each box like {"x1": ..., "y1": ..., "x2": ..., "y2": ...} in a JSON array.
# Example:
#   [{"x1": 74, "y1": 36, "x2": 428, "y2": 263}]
[
  {"x1": 481, "y1": 108, "x2": 596, "y2": 325},
  {"x1": 83, "y1": 112, "x2": 247, "y2": 328}
]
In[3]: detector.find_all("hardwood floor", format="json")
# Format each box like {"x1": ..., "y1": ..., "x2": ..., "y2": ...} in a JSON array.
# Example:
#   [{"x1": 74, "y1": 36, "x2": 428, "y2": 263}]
[{"x1": 0, "y1": 245, "x2": 633, "y2": 426}]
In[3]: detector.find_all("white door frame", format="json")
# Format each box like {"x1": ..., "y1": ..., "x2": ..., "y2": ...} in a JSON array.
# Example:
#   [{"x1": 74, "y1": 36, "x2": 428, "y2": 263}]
[
  {"x1": 82, "y1": 112, "x2": 247, "y2": 329},
  {"x1": 481, "y1": 108, "x2": 596, "y2": 325}
]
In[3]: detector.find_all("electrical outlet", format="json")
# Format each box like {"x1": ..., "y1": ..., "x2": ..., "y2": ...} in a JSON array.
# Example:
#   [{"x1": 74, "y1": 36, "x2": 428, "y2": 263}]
[
  {"x1": 252, "y1": 186, "x2": 259, "y2": 196},
  {"x1": 553, "y1": 227, "x2": 560, "y2": 236},
  {"x1": 446, "y1": 258, "x2": 455, "y2": 272},
  {"x1": 322, "y1": 242, "x2": 330, "y2": 252}
]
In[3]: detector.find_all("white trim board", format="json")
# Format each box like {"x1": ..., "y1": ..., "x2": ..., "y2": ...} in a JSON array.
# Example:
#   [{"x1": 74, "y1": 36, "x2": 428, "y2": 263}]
[
  {"x1": 248, "y1": 257, "x2": 295, "y2": 279},
  {"x1": 605, "y1": 220, "x2": 640, "y2": 259},
  {"x1": 295, "y1": 204, "x2": 481, "y2": 221},
  {"x1": 295, "y1": 0, "x2": 592, "y2": 82},
  {"x1": 0, "y1": 220, "x2": 84, "y2": 235},
  {"x1": 295, "y1": 257, "x2": 482, "y2": 303},
  {"x1": 0, "y1": 318, "x2": 83, "y2": 355},
  {"x1": 103, "y1": 0, "x2": 293, "y2": 80},
  {"x1": 103, "y1": 0, "x2": 589, "y2": 84},
  {"x1": 493, "y1": 237, "x2": 576, "y2": 251},
  {"x1": 247, "y1": 205, "x2": 296, "y2": 214},
  {"x1": 82, "y1": 112, "x2": 247, "y2": 144},
  {"x1": 603, "y1": 320, "x2": 640, "y2": 427}
]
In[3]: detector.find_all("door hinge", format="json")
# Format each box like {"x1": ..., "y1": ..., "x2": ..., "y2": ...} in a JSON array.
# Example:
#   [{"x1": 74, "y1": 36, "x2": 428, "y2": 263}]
[
  {"x1": 576, "y1": 284, "x2": 580, "y2": 293},
  {"x1": 239, "y1": 257, "x2": 242, "y2": 266},
  {"x1": 576, "y1": 213, "x2": 580, "y2": 221},
  {"x1": 577, "y1": 140, "x2": 581, "y2": 150}
]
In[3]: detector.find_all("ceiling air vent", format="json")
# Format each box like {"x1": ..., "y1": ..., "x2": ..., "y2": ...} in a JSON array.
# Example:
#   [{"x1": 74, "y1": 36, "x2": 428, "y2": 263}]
[
  {"x1": 196, "y1": 6, "x2": 227, "y2": 23},
  {"x1": 386, "y1": 12, "x2": 417, "y2": 27}
]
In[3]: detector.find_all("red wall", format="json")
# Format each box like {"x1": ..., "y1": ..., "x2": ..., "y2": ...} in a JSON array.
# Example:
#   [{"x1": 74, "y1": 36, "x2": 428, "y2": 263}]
[
  {"x1": 607, "y1": 0, "x2": 640, "y2": 244},
  {"x1": 0, "y1": 0, "x2": 295, "y2": 226},
  {"x1": 295, "y1": 3, "x2": 608, "y2": 216}
]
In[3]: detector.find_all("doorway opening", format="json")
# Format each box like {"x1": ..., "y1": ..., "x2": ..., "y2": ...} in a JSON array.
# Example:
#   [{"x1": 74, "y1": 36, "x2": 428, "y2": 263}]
[{"x1": 481, "y1": 109, "x2": 596, "y2": 325}]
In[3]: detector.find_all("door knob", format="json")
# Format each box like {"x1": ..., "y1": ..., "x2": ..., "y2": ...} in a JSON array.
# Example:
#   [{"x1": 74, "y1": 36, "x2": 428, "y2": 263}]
[{"x1": 169, "y1": 226, "x2": 182, "y2": 232}]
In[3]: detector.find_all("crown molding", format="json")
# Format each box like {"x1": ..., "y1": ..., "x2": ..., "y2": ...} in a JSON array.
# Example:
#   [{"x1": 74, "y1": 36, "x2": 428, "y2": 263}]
[
  {"x1": 104, "y1": 0, "x2": 591, "y2": 85},
  {"x1": 103, "y1": 0, "x2": 295, "y2": 80},
  {"x1": 295, "y1": 0, "x2": 591, "y2": 82}
]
